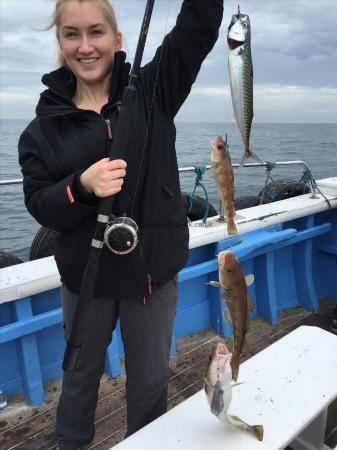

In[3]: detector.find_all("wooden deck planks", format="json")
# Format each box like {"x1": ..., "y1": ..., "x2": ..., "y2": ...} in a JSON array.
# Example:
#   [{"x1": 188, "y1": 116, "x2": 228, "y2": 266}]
[{"x1": 0, "y1": 299, "x2": 336, "y2": 450}]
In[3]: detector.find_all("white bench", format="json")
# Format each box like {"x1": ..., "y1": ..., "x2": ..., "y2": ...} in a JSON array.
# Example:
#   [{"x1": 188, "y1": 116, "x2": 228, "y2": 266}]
[{"x1": 112, "y1": 326, "x2": 337, "y2": 450}]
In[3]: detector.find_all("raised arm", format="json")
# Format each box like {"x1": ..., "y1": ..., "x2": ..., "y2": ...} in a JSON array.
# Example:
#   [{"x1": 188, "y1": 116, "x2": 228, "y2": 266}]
[{"x1": 142, "y1": 0, "x2": 224, "y2": 118}]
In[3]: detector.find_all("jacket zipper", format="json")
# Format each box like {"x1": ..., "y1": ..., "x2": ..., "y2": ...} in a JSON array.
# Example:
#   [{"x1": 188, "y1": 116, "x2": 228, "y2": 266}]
[
  {"x1": 105, "y1": 119, "x2": 113, "y2": 140},
  {"x1": 105, "y1": 115, "x2": 151, "y2": 305}
]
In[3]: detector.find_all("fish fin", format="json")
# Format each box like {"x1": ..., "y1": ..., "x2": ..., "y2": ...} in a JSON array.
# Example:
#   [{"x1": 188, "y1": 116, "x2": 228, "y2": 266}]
[
  {"x1": 231, "y1": 353, "x2": 240, "y2": 381},
  {"x1": 246, "y1": 293, "x2": 254, "y2": 311},
  {"x1": 208, "y1": 280, "x2": 222, "y2": 288},
  {"x1": 231, "y1": 381, "x2": 245, "y2": 388},
  {"x1": 227, "y1": 221, "x2": 238, "y2": 235},
  {"x1": 224, "y1": 308, "x2": 232, "y2": 326},
  {"x1": 245, "y1": 274, "x2": 254, "y2": 287},
  {"x1": 211, "y1": 380, "x2": 224, "y2": 416},
  {"x1": 239, "y1": 150, "x2": 264, "y2": 167},
  {"x1": 204, "y1": 377, "x2": 210, "y2": 389},
  {"x1": 253, "y1": 425, "x2": 264, "y2": 441},
  {"x1": 227, "y1": 415, "x2": 264, "y2": 441}
]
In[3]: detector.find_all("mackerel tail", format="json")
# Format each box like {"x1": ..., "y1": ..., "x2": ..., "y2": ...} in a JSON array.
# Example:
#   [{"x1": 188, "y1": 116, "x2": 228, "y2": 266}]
[{"x1": 239, "y1": 148, "x2": 264, "y2": 166}]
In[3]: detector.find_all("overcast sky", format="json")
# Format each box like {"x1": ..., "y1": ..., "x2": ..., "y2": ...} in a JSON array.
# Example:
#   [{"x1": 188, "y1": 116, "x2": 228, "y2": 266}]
[{"x1": 1, "y1": 0, "x2": 337, "y2": 123}]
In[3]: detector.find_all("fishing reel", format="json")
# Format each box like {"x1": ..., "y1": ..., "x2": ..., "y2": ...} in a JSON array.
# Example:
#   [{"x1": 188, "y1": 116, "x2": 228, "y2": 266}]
[{"x1": 104, "y1": 215, "x2": 139, "y2": 255}]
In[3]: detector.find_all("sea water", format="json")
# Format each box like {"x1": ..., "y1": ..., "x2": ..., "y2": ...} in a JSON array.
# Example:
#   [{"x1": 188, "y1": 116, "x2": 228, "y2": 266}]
[{"x1": 0, "y1": 119, "x2": 336, "y2": 261}]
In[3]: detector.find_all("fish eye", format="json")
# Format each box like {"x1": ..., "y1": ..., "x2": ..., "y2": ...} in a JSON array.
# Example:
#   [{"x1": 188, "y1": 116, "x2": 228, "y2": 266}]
[{"x1": 226, "y1": 268, "x2": 234, "y2": 273}]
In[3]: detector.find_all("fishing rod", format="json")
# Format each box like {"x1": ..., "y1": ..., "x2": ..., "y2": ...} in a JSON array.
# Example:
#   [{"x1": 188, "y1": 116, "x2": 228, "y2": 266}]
[{"x1": 63, "y1": 0, "x2": 156, "y2": 371}]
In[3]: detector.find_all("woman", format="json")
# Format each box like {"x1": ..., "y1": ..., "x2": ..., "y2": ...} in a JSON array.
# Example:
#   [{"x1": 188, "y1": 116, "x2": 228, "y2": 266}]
[{"x1": 19, "y1": 0, "x2": 223, "y2": 448}]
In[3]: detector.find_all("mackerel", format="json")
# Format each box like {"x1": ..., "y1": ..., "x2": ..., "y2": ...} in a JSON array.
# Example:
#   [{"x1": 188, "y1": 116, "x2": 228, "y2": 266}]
[{"x1": 227, "y1": 6, "x2": 262, "y2": 164}]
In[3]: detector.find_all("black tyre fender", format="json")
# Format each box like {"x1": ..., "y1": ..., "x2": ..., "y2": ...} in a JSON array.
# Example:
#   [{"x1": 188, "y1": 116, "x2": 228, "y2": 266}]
[
  {"x1": 234, "y1": 195, "x2": 260, "y2": 210},
  {"x1": 28, "y1": 195, "x2": 219, "y2": 260},
  {"x1": 29, "y1": 226, "x2": 59, "y2": 261},
  {"x1": 259, "y1": 179, "x2": 310, "y2": 204},
  {"x1": 181, "y1": 192, "x2": 218, "y2": 221},
  {"x1": 0, "y1": 251, "x2": 23, "y2": 269}
]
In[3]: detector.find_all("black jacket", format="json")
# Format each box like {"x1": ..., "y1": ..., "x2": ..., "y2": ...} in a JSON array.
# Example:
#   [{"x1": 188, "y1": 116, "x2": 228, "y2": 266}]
[{"x1": 19, "y1": 0, "x2": 223, "y2": 298}]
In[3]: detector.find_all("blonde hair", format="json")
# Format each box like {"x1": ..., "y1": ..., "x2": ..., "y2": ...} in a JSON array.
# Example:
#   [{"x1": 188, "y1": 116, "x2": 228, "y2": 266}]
[{"x1": 45, "y1": 0, "x2": 118, "y2": 67}]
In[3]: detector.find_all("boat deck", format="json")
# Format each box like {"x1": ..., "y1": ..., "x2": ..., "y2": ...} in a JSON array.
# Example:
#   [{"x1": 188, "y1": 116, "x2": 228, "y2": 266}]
[{"x1": 1, "y1": 299, "x2": 336, "y2": 450}]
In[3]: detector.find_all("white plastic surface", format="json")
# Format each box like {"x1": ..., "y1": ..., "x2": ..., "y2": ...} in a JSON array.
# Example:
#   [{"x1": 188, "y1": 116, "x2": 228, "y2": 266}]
[
  {"x1": 316, "y1": 177, "x2": 337, "y2": 197},
  {"x1": 0, "y1": 256, "x2": 60, "y2": 304},
  {"x1": 188, "y1": 191, "x2": 337, "y2": 249},
  {"x1": 112, "y1": 326, "x2": 337, "y2": 450},
  {"x1": 0, "y1": 178, "x2": 336, "y2": 303}
]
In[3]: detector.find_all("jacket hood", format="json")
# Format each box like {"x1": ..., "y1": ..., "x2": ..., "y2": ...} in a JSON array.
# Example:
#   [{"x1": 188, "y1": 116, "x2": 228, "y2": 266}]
[{"x1": 36, "y1": 51, "x2": 131, "y2": 118}]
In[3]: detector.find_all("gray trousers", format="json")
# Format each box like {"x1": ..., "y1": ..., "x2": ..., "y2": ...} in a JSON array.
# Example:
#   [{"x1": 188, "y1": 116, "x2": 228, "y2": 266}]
[{"x1": 56, "y1": 277, "x2": 177, "y2": 450}]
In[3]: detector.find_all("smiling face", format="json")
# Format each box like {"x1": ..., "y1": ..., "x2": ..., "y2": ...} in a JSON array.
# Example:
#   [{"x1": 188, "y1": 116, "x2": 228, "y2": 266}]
[{"x1": 58, "y1": 0, "x2": 122, "y2": 86}]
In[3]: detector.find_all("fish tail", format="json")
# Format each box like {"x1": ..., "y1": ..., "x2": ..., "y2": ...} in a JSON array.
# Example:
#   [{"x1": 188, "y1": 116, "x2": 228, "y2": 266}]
[
  {"x1": 239, "y1": 150, "x2": 264, "y2": 167},
  {"x1": 231, "y1": 353, "x2": 240, "y2": 381},
  {"x1": 227, "y1": 219, "x2": 238, "y2": 235},
  {"x1": 252, "y1": 425, "x2": 264, "y2": 441},
  {"x1": 228, "y1": 415, "x2": 264, "y2": 442}
]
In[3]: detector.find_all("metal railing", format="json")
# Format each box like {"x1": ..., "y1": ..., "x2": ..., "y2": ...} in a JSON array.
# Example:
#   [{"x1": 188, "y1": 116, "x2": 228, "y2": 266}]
[
  {"x1": 179, "y1": 160, "x2": 317, "y2": 198},
  {"x1": 0, "y1": 160, "x2": 317, "y2": 197},
  {"x1": 0, "y1": 178, "x2": 23, "y2": 186}
]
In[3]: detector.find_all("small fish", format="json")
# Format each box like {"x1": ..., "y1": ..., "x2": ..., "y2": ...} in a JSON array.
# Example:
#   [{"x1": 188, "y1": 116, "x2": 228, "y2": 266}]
[
  {"x1": 204, "y1": 341, "x2": 264, "y2": 441},
  {"x1": 209, "y1": 250, "x2": 254, "y2": 381},
  {"x1": 211, "y1": 135, "x2": 238, "y2": 235},
  {"x1": 227, "y1": 6, "x2": 262, "y2": 165}
]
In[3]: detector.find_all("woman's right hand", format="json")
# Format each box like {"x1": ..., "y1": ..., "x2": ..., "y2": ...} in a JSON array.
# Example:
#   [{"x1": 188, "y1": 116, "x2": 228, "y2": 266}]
[{"x1": 79, "y1": 158, "x2": 127, "y2": 197}]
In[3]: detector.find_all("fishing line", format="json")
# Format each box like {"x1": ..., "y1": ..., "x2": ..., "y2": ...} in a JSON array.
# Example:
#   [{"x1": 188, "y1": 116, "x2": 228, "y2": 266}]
[
  {"x1": 303, "y1": 170, "x2": 332, "y2": 210},
  {"x1": 217, "y1": 314, "x2": 221, "y2": 336},
  {"x1": 130, "y1": 0, "x2": 173, "y2": 218},
  {"x1": 170, "y1": 333, "x2": 218, "y2": 363},
  {"x1": 168, "y1": 379, "x2": 202, "y2": 402},
  {"x1": 90, "y1": 425, "x2": 127, "y2": 449},
  {"x1": 224, "y1": 1, "x2": 238, "y2": 137}
]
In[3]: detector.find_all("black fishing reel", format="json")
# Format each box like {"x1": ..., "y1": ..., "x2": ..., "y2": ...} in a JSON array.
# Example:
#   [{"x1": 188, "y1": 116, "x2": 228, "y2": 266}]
[{"x1": 104, "y1": 215, "x2": 139, "y2": 255}]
